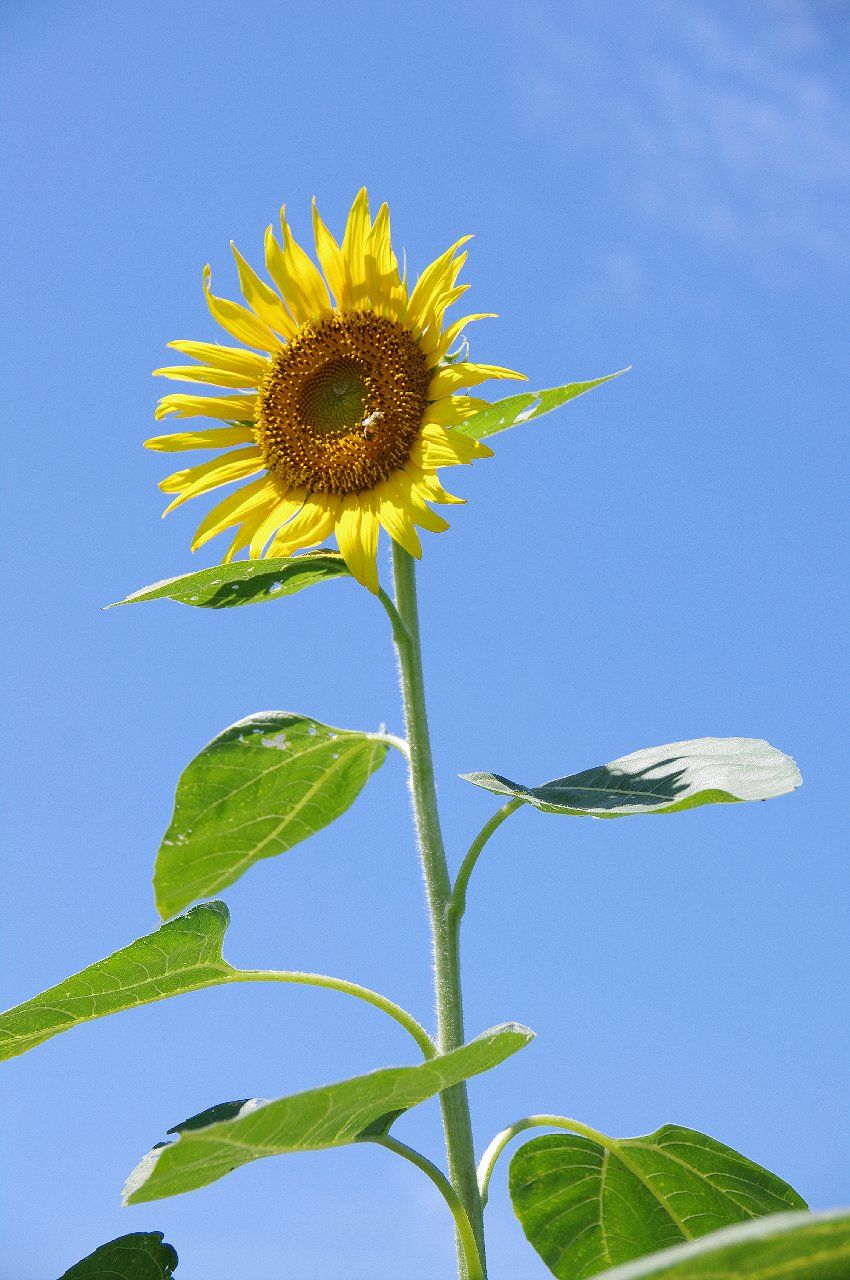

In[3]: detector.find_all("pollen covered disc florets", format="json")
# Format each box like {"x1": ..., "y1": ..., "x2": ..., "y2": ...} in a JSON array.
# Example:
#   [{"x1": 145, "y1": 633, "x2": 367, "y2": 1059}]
[{"x1": 255, "y1": 309, "x2": 431, "y2": 495}]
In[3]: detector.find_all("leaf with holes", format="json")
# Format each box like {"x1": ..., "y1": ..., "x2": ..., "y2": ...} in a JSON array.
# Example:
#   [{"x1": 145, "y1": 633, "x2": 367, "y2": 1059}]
[
  {"x1": 123, "y1": 1022, "x2": 534, "y2": 1203},
  {"x1": 106, "y1": 551, "x2": 350, "y2": 609},
  {"x1": 463, "y1": 736, "x2": 801, "y2": 818},
  {"x1": 154, "y1": 713, "x2": 390, "y2": 918},
  {"x1": 59, "y1": 1232, "x2": 178, "y2": 1279},
  {"x1": 600, "y1": 1209, "x2": 850, "y2": 1280},
  {"x1": 454, "y1": 370, "x2": 628, "y2": 441},
  {"x1": 509, "y1": 1125, "x2": 806, "y2": 1279}
]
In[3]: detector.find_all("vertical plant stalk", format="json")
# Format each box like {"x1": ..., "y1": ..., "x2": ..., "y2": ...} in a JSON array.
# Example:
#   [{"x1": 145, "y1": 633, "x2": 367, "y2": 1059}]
[{"x1": 389, "y1": 543, "x2": 486, "y2": 1280}]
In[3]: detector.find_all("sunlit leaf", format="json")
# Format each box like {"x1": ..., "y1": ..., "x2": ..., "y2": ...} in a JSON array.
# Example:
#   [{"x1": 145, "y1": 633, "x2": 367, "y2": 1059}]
[
  {"x1": 463, "y1": 737, "x2": 801, "y2": 818},
  {"x1": 598, "y1": 1209, "x2": 850, "y2": 1280},
  {"x1": 454, "y1": 370, "x2": 628, "y2": 441},
  {"x1": 0, "y1": 903, "x2": 238, "y2": 1062},
  {"x1": 154, "y1": 712, "x2": 390, "y2": 918},
  {"x1": 123, "y1": 1022, "x2": 535, "y2": 1203},
  {"x1": 107, "y1": 552, "x2": 349, "y2": 609},
  {"x1": 59, "y1": 1232, "x2": 178, "y2": 1279},
  {"x1": 510, "y1": 1126, "x2": 805, "y2": 1279}
]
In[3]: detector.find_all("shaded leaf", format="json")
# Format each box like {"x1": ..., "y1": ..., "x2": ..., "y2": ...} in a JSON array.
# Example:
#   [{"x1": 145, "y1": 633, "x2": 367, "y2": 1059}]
[
  {"x1": 58, "y1": 1232, "x2": 178, "y2": 1280},
  {"x1": 107, "y1": 551, "x2": 349, "y2": 609},
  {"x1": 463, "y1": 736, "x2": 801, "y2": 818},
  {"x1": 599, "y1": 1209, "x2": 850, "y2": 1280},
  {"x1": 124, "y1": 1022, "x2": 534, "y2": 1203},
  {"x1": 0, "y1": 903, "x2": 236, "y2": 1062},
  {"x1": 454, "y1": 370, "x2": 628, "y2": 441},
  {"x1": 510, "y1": 1126, "x2": 806, "y2": 1279},
  {"x1": 154, "y1": 712, "x2": 389, "y2": 918}
]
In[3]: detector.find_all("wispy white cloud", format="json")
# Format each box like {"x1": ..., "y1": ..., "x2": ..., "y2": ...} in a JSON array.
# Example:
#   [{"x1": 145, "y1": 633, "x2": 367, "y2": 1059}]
[{"x1": 514, "y1": 0, "x2": 850, "y2": 273}]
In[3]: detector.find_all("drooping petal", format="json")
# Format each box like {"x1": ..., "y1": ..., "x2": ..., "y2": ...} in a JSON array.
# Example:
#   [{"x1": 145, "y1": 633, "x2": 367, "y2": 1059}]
[
  {"x1": 160, "y1": 447, "x2": 265, "y2": 512},
  {"x1": 190, "y1": 477, "x2": 278, "y2": 551},
  {"x1": 335, "y1": 493, "x2": 380, "y2": 592},
  {"x1": 428, "y1": 362, "x2": 526, "y2": 399},
  {"x1": 145, "y1": 426, "x2": 257, "y2": 452},
  {"x1": 412, "y1": 423, "x2": 493, "y2": 469},
  {"x1": 167, "y1": 341, "x2": 269, "y2": 380},
  {"x1": 410, "y1": 466, "x2": 466, "y2": 505},
  {"x1": 266, "y1": 494, "x2": 339, "y2": 557},
  {"x1": 373, "y1": 477, "x2": 422, "y2": 558},
  {"x1": 421, "y1": 312, "x2": 497, "y2": 365},
  {"x1": 203, "y1": 265, "x2": 280, "y2": 352},
  {"x1": 248, "y1": 491, "x2": 308, "y2": 558},
  {"x1": 389, "y1": 473, "x2": 451, "y2": 534},
  {"x1": 154, "y1": 392, "x2": 257, "y2": 422},
  {"x1": 230, "y1": 243, "x2": 297, "y2": 338},
  {"x1": 223, "y1": 501, "x2": 277, "y2": 563}
]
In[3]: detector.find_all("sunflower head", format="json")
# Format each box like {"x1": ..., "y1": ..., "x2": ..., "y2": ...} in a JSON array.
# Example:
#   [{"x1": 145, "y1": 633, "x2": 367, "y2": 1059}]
[{"x1": 146, "y1": 189, "x2": 525, "y2": 592}]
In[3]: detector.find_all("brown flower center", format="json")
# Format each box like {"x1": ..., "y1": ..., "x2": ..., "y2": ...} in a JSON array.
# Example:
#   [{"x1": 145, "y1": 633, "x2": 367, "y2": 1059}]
[{"x1": 254, "y1": 309, "x2": 431, "y2": 494}]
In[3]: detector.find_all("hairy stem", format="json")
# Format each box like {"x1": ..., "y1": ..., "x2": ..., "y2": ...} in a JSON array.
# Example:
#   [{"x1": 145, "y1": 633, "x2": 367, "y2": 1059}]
[
  {"x1": 390, "y1": 542, "x2": 486, "y2": 1280},
  {"x1": 372, "y1": 1136, "x2": 485, "y2": 1280}
]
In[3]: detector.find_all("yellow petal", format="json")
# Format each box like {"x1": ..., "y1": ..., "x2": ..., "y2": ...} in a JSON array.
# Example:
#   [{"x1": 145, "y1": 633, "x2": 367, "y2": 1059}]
[
  {"x1": 230, "y1": 243, "x2": 297, "y2": 338},
  {"x1": 428, "y1": 362, "x2": 526, "y2": 399},
  {"x1": 424, "y1": 395, "x2": 491, "y2": 426},
  {"x1": 373, "y1": 478, "x2": 422, "y2": 558},
  {"x1": 203, "y1": 265, "x2": 279, "y2": 352},
  {"x1": 340, "y1": 188, "x2": 372, "y2": 307},
  {"x1": 406, "y1": 238, "x2": 471, "y2": 330},
  {"x1": 153, "y1": 364, "x2": 259, "y2": 390},
  {"x1": 223, "y1": 502, "x2": 276, "y2": 563},
  {"x1": 145, "y1": 426, "x2": 256, "y2": 452},
  {"x1": 265, "y1": 211, "x2": 330, "y2": 325},
  {"x1": 335, "y1": 494, "x2": 380, "y2": 593},
  {"x1": 167, "y1": 341, "x2": 269, "y2": 380},
  {"x1": 190, "y1": 477, "x2": 279, "y2": 551},
  {"x1": 390, "y1": 474, "x2": 450, "y2": 534},
  {"x1": 365, "y1": 203, "x2": 406, "y2": 319},
  {"x1": 155, "y1": 392, "x2": 256, "y2": 422},
  {"x1": 312, "y1": 199, "x2": 347, "y2": 306},
  {"x1": 412, "y1": 423, "x2": 493, "y2": 469},
  {"x1": 422, "y1": 312, "x2": 497, "y2": 364},
  {"x1": 160, "y1": 447, "x2": 265, "y2": 512},
  {"x1": 411, "y1": 467, "x2": 466, "y2": 506},
  {"x1": 248, "y1": 492, "x2": 307, "y2": 559},
  {"x1": 267, "y1": 494, "x2": 338, "y2": 558}
]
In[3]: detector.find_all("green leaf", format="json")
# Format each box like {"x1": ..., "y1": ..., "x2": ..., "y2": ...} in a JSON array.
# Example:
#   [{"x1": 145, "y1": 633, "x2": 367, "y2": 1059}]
[
  {"x1": 463, "y1": 736, "x2": 801, "y2": 818},
  {"x1": 0, "y1": 903, "x2": 238, "y2": 1062},
  {"x1": 124, "y1": 1022, "x2": 534, "y2": 1204},
  {"x1": 509, "y1": 1126, "x2": 806, "y2": 1280},
  {"x1": 454, "y1": 370, "x2": 628, "y2": 441},
  {"x1": 154, "y1": 712, "x2": 390, "y2": 918},
  {"x1": 106, "y1": 551, "x2": 350, "y2": 609},
  {"x1": 58, "y1": 1232, "x2": 178, "y2": 1279},
  {"x1": 599, "y1": 1209, "x2": 850, "y2": 1280}
]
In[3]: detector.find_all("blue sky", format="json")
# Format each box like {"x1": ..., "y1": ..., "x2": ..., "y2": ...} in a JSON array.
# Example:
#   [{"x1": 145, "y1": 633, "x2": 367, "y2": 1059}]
[{"x1": 1, "y1": 1, "x2": 847, "y2": 1277}]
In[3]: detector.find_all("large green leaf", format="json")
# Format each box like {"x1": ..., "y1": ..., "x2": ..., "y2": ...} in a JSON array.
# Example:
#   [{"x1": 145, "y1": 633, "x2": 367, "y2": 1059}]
[
  {"x1": 463, "y1": 736, "x2": 801, "y2": 818},
  {"x1": 509, "y1": 1126, "x2": 806, "y2": 1280},
  {"x1": 454, "y1": 371, "x2": 628, "y2": 441},
  {"x1": 154, "y1": 712, "x2": 389, "y2": 918},
  {"x1": 59, "y1": 1232, "x2": 178, "y2": 1279},
  {"x1": 598, "y1": 1209, "x2": 850, "y2": 1280},
  {"x1": 0, "y1": 903, "x2": 239, "y2": 1062},
  {"x1": 124, "y1": 1022, "x2": 534, "y2": 1204},
  {"x1": 107, "y1": 551, "x2": 350, "y2": 609}
]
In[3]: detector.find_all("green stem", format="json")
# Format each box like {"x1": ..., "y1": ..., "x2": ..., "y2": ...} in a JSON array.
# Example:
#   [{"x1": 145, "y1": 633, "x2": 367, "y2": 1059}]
[
  {"x1": 448, "y1": 799, "x2": 523, "y2": 928},
  {"x1": 389, "y1": 542, "x2": 486, "y2": 1280},
  {"x1": 371, "y1": 1136, "x2": 485, "y2": 1280},
  {"x1": 240, "y1": 969, "x2": 435, "y2": 1059},
  {"x1": 477, "y1": 1115, "x2": 613, "y2": 1207}
]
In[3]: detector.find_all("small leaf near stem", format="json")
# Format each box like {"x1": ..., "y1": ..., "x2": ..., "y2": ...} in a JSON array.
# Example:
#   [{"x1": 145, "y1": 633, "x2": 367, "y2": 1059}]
[{"x1": 371, "y1": 1136, "x2": 485, "y2": 1280}]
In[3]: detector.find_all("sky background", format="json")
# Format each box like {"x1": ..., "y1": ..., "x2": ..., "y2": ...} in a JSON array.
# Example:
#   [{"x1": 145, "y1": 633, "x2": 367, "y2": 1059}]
[{"x1": 1, "y1": 1, "x2": 848, "y2": 1277}]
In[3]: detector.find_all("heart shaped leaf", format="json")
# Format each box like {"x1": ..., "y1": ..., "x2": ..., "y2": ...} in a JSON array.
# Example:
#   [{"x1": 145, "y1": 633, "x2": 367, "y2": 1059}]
[
  {"x1": 599, "y1": 1209, "x2": 850, "y2": 1280},
  {"x1": 59, "y1": 1232, "x2": 178, "y2": 1279},
  {"x1": 455, "y1": 370, "x2": 628, "y2": 441},
  {"x1": 155, "y1": 712, "x2": 390, "y2": 918},
  {"x1": 509, "y1": 1125, "x2": 805, "y2": 1279},
  {"x1": 463, "y1": 737, "x2": 801, "y2": 818},
  {"x1": 107, "y1": 551, "x2": 349, "y2": 609},
  {"x1": 124, "y1": 1022, "x2": 534, "y2": 1203}
]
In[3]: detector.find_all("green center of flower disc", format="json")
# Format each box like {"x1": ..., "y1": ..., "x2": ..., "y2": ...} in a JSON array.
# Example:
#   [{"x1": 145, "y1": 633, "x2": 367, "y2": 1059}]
[{"x1": 298, "y1": 359, "x2": 369, "y2": 434}]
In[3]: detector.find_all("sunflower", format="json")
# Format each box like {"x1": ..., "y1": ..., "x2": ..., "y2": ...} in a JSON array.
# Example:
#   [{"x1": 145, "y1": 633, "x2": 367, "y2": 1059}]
[{"x1": 146, "y1": 189, "x2": 525, "y2": 592}]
